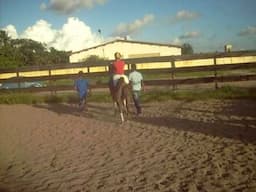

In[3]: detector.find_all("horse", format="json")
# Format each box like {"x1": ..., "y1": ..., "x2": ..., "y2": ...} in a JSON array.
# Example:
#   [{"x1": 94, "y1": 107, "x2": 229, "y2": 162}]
[{"x1": 109, "y1": 77, "x2": 131, "y2": 122}]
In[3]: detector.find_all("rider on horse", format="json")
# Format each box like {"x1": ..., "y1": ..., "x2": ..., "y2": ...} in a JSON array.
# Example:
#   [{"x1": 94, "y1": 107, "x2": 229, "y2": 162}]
[
  {"x1": 111, "y1": 52, "x2": 129, "y2": 86},
  {"x1": 108, "y1": 52, "x2": 130, "y2": 122}
]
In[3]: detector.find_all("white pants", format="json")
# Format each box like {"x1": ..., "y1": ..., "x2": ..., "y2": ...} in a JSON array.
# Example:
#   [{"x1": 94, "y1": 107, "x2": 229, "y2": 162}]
[{"x1": 113, "y1": 74, "x2": 129, "y2": 86}]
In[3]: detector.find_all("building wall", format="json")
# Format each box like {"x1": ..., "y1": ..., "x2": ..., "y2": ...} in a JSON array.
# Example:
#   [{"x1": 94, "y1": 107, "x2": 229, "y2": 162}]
[{"x1": 69, "y1": 41, "x2": 181, "y2": 63}]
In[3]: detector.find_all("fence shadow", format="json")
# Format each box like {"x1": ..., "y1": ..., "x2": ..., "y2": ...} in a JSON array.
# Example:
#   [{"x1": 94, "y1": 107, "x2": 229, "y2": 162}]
[
  {"x1": 32, "y1": 100, "x2": 256, "y2": 144},
  {"x1": 33, "y1": 103, "x2": 82, "y2": 117},
  {"x1": 33, "y1": 102, "x2": 120, "y2": 122},
  {"x1": 132, "y1": 100, "x2": 256, "y2": 144}
]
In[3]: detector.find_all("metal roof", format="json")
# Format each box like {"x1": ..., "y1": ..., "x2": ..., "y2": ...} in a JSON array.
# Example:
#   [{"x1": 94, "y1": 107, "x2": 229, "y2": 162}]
[{"x1": 71, "y1": 39, "x2": 182, "y2": 54}]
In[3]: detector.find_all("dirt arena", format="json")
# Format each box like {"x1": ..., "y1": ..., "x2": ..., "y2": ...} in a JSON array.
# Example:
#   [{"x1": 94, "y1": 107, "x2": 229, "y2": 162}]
[{"x1": 0, "y1": 99, "x2": 256, "y2": 192}]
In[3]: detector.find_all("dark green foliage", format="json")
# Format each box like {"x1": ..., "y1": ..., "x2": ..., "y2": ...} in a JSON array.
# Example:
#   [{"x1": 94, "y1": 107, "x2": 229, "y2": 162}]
[
  {"x1": 182, "y1": 43, "x2": 194, "y2": 55},
  {"x1": 82, "y1": 55, "x2": 107, "y2": 66},
  {"x1": 0, "y1": 30, "x2": 69, "y2": 69}
]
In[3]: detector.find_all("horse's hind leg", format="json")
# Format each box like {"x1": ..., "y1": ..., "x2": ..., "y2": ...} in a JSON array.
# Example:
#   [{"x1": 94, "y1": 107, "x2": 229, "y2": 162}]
[
  {"x1": 123, "y1": 99, "x2": 129, "y2": 116},
  {"x1": 117, "y1": 102, "x2": 125, "y2": 123},
  {"x1": 120, "y1": 112, "x2": 125, "y2": 123},
  {"x1": 113, "y1": 102, "x2": 118, "y2": 115}
]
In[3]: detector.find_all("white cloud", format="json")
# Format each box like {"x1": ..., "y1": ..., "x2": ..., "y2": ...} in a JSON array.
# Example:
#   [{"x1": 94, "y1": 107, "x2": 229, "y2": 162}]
[
  {"x1": 41, "y1": 0, "x2": 107, "y2": 14},
  {"x1": 179, "y1": 31, "x2": 201, "y2": 39},
  {"x1": 171, "y1": 37, "x2": 182, "y2": 45},
  {"x1": 239, "y1": 26, "x2": 256, "y2": 36},
  {"x1": 171, "y1": 10, "x2": 200, "y2": 23},
  {"x1": 113, "y1": 14, "x2": 154, "y2": 37},
  {"x1": 2, "y1": 17, "x2": 101, "y2": 52},
  {"x1": 51, "y1": 17, "x2": 101, "y2": 51},
  {"x1": 21, "y1": 20, "x2": 57, "y2": 44},
  {"x1": 2, "y1": 25, "x2": 18, "y2": 39}
]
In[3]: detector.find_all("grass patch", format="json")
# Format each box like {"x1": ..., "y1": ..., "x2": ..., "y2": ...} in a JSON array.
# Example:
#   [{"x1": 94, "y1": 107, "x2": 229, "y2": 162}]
[
  {"x1": 142, "y1": 86, "x2": 256, "y2": 102},
  {"x1": 87, "y1": 92, "x2": 112, "y2": 103},
  {"x1": 0, "y1": 86, "x2": 255, "y2": 104},
  {"x1": 44, "y1": 95, "x2": 64, "y2": 103},
  {"x1": 0, "y1": 92, "x2": 43, "y2": 104}
]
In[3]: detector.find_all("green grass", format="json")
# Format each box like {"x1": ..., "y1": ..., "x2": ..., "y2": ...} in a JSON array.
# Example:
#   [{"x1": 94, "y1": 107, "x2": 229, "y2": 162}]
[
  {"x1": 143, "y1": 68, "x2": 256, "y2": 79},
  {"x1": 143, "y1": 86, "x2": 256, "y2": 102},
  {"x1": 46, "y1": 77, "x2": 110, "y2": 87},
  {"x1": 0, "y1": 86, "x2": 255, "y2": 104},
  {"x1": 0, "y1": 92, "x2": 44, "y2": 104}
]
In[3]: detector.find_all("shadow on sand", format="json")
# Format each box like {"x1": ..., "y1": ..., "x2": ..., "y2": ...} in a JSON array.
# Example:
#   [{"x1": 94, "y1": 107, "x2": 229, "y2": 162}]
[
  {"x1": 133, "y1": 100, "x2": 256, "y2": 144},
  {"x1": 33, "y1": 103, "x2": 80, "y2": 116},
  {"x1": 33, "y1": 100, "x2": 256, "y2": 144},
  {"x1": 33, "y1": 102, "x2": 119, "y2": 122}
]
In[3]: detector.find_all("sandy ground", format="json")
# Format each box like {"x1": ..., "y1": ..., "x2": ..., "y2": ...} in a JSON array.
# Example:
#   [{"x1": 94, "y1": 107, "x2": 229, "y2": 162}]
[{"x1": 0, "y1": 99, "x2": 256, "y2": 192}]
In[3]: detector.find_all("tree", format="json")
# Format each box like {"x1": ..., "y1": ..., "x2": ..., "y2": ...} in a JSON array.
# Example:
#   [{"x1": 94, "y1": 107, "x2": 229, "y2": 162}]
[
  {"x1": 0, "y1": 30, "x2": 12, "y2": 47},
  {"x1": 0, "y1": 30, "x2": 20, "y2": 68},
  {"x1": 82, "y1": 55, "x2": 106, "y2": 65},
  {"x1": 0, "y1": 31, "x2": 69, "y2": 69},
  {"x1": 49, "y1": 47, "x2": 69, "y2": 65},
  {"x1": 182, "y1": 43, "x2": 194, "y2": 55}
]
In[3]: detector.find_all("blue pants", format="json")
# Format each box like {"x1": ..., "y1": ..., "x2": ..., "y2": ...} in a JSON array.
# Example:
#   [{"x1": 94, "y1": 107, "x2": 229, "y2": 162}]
[{"x1": 78, "y1": 92, "x2": 87, "y2": 109}]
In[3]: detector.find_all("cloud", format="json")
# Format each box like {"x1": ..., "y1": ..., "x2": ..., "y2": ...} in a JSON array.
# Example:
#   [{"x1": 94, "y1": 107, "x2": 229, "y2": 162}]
[
  {"x1": 238, "y1": 26, "x2": 256, "y2": 36},
  {"x1": 3, "y1": 17, "x2": 101, "y2": 52},
  {"x1": 21, "y1": 20, "x2": 57, "y2": 44},
  {"x1": 179, "y1": 31, "x2": 201, "y2": 39},
  {"x1": 51, "y1": 17, "x2": 101, "y2": 51},
  {"x1": 2, "y1": 25, "x2": 18, "y2": 39},
  {"x1": 112, "y1": 14, "x2": 155, "y2": 37},
  {"x1": 171, "y1": 37, "x2": 182, "y2": 45},
  {"x1": 41, "y1": 0, "x2": 107, "y2": 14},
  {"x1": 171, "y1": 10, "x2": 200, "y2": 23}
]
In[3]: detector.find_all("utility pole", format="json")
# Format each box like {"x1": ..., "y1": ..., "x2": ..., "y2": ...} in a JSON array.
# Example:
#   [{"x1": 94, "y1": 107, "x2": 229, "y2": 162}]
[{"x1": 98, "y1": 29, "x2": 105, "y2": 58}]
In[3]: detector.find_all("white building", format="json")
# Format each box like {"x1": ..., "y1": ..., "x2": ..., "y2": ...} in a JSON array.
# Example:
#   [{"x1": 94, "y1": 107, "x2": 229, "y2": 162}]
[{"x1": 69, "y1": 39, "x2": 182, "y2": 63}]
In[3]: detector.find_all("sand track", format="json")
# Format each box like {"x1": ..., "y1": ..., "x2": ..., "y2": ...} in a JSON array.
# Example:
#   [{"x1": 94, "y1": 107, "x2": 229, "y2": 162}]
[{"x1": 0, "y1": 99, "x2": 256, "y2": 192}]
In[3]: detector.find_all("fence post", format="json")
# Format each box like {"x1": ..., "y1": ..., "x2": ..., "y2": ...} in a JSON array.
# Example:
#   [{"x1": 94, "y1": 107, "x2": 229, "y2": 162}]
[
  {"x1": 48, "y1": 68, "x2": 52, "y2": 94},
  {"x1": 214, "y1": 56, "x2": 218, "y2": 89},
  {"x1": 49, "y1": 67, "x2": 56, "y2": 95},
  {"x1": 16, "y1": 68, "x2": 20, "y2": 89},
  {"x1": 171, "y1": 59, "x2": 176, "y2": 91}
]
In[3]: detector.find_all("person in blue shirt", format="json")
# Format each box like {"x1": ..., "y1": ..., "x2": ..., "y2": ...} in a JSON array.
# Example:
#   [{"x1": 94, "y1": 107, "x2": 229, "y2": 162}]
[
  {"x1": 74, "y1": 71, "x2": 90, "y2": 111},
  {"x1": 129, "y1": 64, "x2": 144, "y2": 115}
]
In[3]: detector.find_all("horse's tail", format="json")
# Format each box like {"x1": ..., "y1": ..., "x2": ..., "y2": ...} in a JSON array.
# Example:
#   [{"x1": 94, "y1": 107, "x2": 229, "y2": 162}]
[
  {"x1": 109, "y1": 76, "x2": 115, "y2": 100},
  {"x1": 111, "y1": 77, "x2": 130, "y2": 122},
  {"x1": 115, "y1": 77, "x2": 124, "y2": 105}
]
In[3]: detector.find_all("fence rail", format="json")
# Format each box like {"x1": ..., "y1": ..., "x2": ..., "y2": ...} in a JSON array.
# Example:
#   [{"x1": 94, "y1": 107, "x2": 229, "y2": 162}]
[
  {"x1": 0, "y1": 74, "x2": 255, "y2": 93},
  {"x1": 0, "y1": 50, "x2": 256, "y2": 93}
]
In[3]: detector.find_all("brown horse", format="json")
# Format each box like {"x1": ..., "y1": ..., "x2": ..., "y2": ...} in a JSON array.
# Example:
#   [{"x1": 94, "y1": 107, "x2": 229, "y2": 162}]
[{"x1": 109, "y1": 77, "x2": 130, "y2": 122}]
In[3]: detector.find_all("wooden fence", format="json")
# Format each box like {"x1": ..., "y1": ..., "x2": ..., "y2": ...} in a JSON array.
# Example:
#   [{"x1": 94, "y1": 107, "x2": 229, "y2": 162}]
[{"x1": 0, "y1": 50, "x2": 256, "y2": 93}]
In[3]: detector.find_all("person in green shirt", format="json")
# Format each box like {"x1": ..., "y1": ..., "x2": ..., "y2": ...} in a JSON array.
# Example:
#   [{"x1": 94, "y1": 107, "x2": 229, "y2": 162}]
[{"x1": 128, "y1": 64, "x2": 144, "y2": 115}]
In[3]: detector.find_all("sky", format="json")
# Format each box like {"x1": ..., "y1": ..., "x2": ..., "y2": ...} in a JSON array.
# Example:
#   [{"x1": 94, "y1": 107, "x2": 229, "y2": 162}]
[{"x1": 0, "y1": 0, "x2": 256, "y2": 53}]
